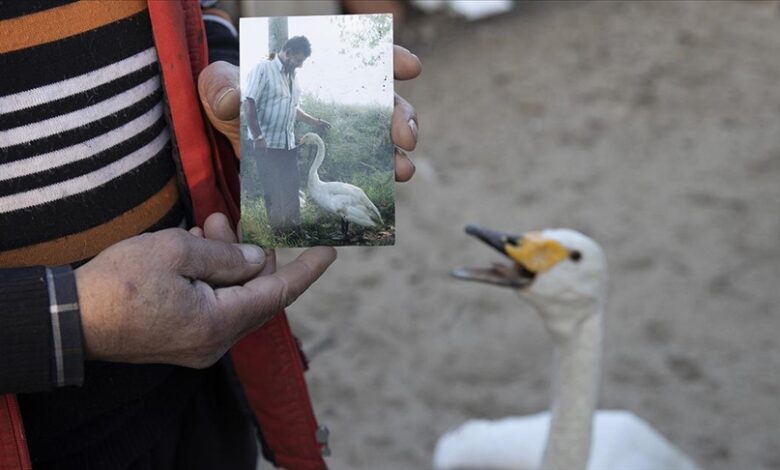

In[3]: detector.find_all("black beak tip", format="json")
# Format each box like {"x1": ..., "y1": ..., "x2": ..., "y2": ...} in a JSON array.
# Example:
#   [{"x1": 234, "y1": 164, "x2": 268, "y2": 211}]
[
  {"x1": 463, "y1": 224, "x2": 510, "y2": 255},
  {"x1": 464, "y1": 224, "x2": 482, "y2": 236}
]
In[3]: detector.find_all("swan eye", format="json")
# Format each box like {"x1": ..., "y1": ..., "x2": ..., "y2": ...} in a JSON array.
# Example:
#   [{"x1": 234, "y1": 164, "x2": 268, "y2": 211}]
[{"x1": 569, "y1": 250, "x2": 582, "y2": 262}]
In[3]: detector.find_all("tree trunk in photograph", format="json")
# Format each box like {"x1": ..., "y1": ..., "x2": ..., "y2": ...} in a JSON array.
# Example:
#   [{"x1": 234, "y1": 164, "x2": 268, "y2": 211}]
[{"x1": 269, "y1": 17, "x2": 288, "y2": 54}]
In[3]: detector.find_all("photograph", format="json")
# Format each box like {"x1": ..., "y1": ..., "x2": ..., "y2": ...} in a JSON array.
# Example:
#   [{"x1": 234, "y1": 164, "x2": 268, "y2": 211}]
[
  {"x1": 4, "y1": 1, "x2": 779, "y2": 470},
  {"x1": 240, "y1": 14, "x2": 395, "y2": 248}
]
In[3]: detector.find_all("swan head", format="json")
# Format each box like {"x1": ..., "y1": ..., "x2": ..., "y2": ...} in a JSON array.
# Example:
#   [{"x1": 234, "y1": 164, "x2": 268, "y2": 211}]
[
  {"x1": 298, "y1": 132, "x2": 324, "y2": 147},
  {"x1": 453, "y1": 226, "x2": 607, "y2": 335}
]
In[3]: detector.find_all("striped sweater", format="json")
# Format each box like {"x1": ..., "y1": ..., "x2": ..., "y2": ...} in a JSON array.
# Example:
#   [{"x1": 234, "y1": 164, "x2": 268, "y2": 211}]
[
  {"x1": 0, "y1": 1, "x2": 243, "y2": 467},
  {"x1": 0, "y1": 0, "x2": 185, "y2": 268}
]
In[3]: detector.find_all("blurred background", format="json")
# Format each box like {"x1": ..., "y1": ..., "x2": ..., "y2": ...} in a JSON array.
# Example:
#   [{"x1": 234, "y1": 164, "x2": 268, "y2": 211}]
[{"x1": 227, "y1": 1, "x2": 780, "y2": 469}]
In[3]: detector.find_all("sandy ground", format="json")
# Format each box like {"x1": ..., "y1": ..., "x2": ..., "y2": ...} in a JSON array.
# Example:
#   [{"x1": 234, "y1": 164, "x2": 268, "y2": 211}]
[{"x1": 279, "y1": 2, "x2": 780, "y2": 469}]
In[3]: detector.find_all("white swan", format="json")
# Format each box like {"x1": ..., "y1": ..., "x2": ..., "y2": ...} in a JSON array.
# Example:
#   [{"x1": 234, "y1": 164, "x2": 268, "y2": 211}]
[
  {"x1": 434, "y1": 226, "x2": 700, "y2": 470},
  {"x1": 298, "y1": 132, "x2": 383, "y2": 240}
]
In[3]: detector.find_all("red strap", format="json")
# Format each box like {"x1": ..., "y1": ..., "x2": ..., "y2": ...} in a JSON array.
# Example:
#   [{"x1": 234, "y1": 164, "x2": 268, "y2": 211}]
[
  {"x1": 0, "y1": 395, "x2": 32, "y2": 470},
  {"x1": 147, "y1": 2, "x2": 326, "y2": 468},
  {"x1": 147, "y1": 0, "x2": 229, "y2": 222},
  {"x1": 231, "y1": 319, "x2": 327, "y2": 470}
]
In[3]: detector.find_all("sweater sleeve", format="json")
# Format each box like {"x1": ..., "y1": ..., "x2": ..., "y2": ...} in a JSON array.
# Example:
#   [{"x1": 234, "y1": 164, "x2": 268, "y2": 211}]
[
  {"x1": 0, "y1": 266, "x2": 84, "y2": 394},
  {"x1": 203, "y1": 10, "x2": 238, "y2": 66}
]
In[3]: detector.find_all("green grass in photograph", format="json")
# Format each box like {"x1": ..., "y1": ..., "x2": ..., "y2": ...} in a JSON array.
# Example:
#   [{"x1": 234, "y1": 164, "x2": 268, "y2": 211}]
[{"x1": 241, "y1": 94, "x2": 396, "y2": 248}]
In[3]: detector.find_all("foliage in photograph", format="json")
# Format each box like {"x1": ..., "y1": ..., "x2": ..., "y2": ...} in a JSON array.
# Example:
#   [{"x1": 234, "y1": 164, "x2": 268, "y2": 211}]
[{"x1": 242, "y1": 94, "x2": 394, "y2": 247}]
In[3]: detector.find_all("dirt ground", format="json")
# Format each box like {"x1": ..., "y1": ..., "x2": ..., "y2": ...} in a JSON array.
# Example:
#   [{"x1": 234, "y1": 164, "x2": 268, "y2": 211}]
[{"x1": 281, "y1": 2, "x2": 780, "y2": 469}]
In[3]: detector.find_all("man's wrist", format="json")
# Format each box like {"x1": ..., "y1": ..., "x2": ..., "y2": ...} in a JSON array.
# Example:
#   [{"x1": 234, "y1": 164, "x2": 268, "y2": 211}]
[
  {"x1": 47, "y1": 266, "x2": 84, "y2": 387},
  {"x1": 0, "y1": 265, "x2": 83, "y2": 393}
]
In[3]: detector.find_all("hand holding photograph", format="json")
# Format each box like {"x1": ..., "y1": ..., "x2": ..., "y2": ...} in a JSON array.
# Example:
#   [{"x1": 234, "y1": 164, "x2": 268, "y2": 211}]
[{"x1": 240, "y1": 14, "x2": 395, "y2": 247}]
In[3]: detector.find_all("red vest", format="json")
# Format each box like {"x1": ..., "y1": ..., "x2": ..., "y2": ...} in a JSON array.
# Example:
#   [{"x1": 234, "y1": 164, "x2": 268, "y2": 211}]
[{"x1": 0, "y1": 2, "x2": 327, "y2": 469}]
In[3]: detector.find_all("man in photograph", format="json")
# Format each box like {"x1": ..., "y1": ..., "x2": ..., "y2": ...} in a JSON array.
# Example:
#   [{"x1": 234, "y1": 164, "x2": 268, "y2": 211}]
[{"x1": 243, "y1": 35, "x2": 331, "y2": 236}]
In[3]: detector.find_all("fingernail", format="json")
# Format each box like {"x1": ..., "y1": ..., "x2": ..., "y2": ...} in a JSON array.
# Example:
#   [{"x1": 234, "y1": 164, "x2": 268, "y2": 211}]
[
  {"x1": 239, "y1": 244, "x2": 265, "y2": 264},
  {"x1": 215, "y1": 87, "x2": 239, "y2": 119},
  {"x1": 408, "y1": 119, "x2": 418, "y2": 140},
  {"x1": 216, "y1": 87, "x2": 236, "y2": 106}
]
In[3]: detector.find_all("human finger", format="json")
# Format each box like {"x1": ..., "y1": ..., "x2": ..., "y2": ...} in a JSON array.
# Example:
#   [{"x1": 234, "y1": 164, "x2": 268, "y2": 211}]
[
  {"x1": 215, "y1": 246, "x2": 337, "y2": 333},
  {"x1": 170, "y1": 232, "x2": 265, "y2": 285},
  {"x1": 234, "y1": 219, "x2": 275, "y2": 274},
  {"x1": 394, "y1": 147, "x2": 415, "y2": 182},
  {"x1": 394, "y1": 45, "x2": 422, "y2": 81},
  {"x1": 189, "y1": 226, "x2": 204, "y2": 238},
  {"x1": 202, "y1": 213, "x2": 269, "y2": 282},
  {"x1": 198, "y1": 61, "x2": 241, "y2": 155},
  {"x1": 392, "y1": 93, "x2": 418, "y2": 151},
  {"x1": 260, "y1": 248, "x2": 277, "y2": 276},
  {"x1": 203, "y1": 212, "x2": 238, "y2": 243}
]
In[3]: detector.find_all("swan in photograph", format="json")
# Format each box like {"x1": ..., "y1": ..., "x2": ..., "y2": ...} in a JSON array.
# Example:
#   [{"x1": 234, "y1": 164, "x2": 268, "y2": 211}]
[
  {"x1": 299, "y1": 132, "x2": 383, "y2": 239},
  {"x1": 433, "y1": 226, "x2": 700, "y2": 470}
]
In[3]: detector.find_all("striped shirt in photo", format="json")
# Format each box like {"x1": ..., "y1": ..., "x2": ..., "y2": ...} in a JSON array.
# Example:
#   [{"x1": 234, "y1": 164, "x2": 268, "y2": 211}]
[{"x1": 244, "y1": 55, "x2": 302, "y2": 150}]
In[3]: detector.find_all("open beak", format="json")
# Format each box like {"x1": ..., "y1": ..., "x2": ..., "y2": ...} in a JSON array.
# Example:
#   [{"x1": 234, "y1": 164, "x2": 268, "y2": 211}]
[
  {"x1": 452, "y1": 225, "x2": 570, "y2": 288},
  {"x1": 452, "y1": 225, "x2": 535, "y2": 288}
]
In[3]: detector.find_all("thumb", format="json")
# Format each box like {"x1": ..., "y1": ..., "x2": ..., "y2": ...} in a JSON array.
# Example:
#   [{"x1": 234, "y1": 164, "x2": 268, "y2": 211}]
[
  {"x1": 198, "y1": 61, "x2": 241, "y2": 156},
  {"x1": 176, "y1": 235, "x2": 266, "y2": 286}
]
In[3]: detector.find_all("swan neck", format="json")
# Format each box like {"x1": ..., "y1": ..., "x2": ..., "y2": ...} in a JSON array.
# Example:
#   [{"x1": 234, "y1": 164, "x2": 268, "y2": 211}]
[
  {"x1": 307, "y1": 140, "x2": 325, "y2": 187},
  {"x1": 541, "y1": 307, "x2": 602, "y2": 470}
]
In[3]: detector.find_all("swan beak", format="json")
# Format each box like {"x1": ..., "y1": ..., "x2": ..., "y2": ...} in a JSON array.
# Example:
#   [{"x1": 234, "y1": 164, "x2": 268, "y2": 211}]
[
  {"x1": 452, "y1": 225, "x2": 535, "y2": 288},
  {"x1": 452, "y1": 225, "x2": 569, "y2": 288}
]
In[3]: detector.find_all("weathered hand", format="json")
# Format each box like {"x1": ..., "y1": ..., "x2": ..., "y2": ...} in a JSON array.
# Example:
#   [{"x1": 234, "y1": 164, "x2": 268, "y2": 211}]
[
  {"x1": 393, "y1": 45, "x2": 422, "y2": 182},
  {"x1": 75, "y1": 218, "x2": 336, "y2": 368}
]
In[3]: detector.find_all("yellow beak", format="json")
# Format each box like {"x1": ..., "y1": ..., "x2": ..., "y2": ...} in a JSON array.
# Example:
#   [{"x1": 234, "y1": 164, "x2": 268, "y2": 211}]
[{"x1": 505, "y1": 231, "x2": 569, "y2": 274}]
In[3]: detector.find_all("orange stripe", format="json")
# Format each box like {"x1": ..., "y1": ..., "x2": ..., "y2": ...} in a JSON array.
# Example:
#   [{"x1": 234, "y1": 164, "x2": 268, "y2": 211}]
[
  {"x1": 0, "y1": 0, "x2": 147, "y2": 54},
  {"x1": 0, "y1": 177, "x2": 179, "y2": 267}
]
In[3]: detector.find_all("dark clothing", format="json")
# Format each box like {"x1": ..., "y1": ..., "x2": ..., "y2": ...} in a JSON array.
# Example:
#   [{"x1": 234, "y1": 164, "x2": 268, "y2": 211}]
[
  {"x1": 0, "y1": 2, "x2": 258, "y2": 469},
  {"x1": 21, "y1": 362, "x2": 257, "y2": 470},
  {"x1": 126, "y1": 362, "x2": 258, "y2": 470},
  {"x1": 256, "y1": 147, "x2": 301, "y2": 232}
]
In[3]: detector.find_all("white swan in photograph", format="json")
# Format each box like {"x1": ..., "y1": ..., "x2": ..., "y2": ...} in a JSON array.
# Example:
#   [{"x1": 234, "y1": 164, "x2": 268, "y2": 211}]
[
  {"x1": 434, "y1": 226, "x2": 700, "y2": 470},
  {"x1": 299, "y1": 132, "x2": 383, "y2": 239}
]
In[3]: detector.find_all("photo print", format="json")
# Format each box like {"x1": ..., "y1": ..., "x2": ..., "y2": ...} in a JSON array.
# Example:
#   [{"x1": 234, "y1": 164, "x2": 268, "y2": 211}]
[{"x1": 240, "y1": 14, "x2": 395, "y2": 247}]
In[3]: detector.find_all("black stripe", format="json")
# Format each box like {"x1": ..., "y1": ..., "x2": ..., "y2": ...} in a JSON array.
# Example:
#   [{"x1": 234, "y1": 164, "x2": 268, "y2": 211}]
[
  {"x1": 0, "y1": 117, "x2": 167, "y2": 197},
  {"x1": 0, "y1": 142, "x2": 174, "y2": 250},
  {"x1": 0, "y1": 0, "x2": 76, "y2": 20},
  {"x1": 0, "y1": 10, "x2": 153, "y2": 97},
  {"x1": 0, "y1": 87, "x2": 162, "y2": 163},
  {"x1": 145, "y1": 201, "x2": 186, "y2": 233},
  {"x1": 68, "y1": 202, "x2": 186, "y2": 269},
  {"x1": 0, "y1": 62, "x2": 159, "y2": 131}
]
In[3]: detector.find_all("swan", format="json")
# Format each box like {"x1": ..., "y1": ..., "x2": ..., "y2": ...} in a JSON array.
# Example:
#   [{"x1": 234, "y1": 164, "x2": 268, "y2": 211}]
[
  {"x1": 298, "y1": 132, "x2": 383, "y2": 240},
  {"x1": 434, "y1": 226, "x2": 700, "y2": 470}
]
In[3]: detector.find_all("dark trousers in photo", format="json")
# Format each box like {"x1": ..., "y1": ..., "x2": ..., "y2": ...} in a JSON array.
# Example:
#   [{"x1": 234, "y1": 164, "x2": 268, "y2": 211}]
[{"x1": 255, "y1": 148, "x2": 301, "y2": 232}]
